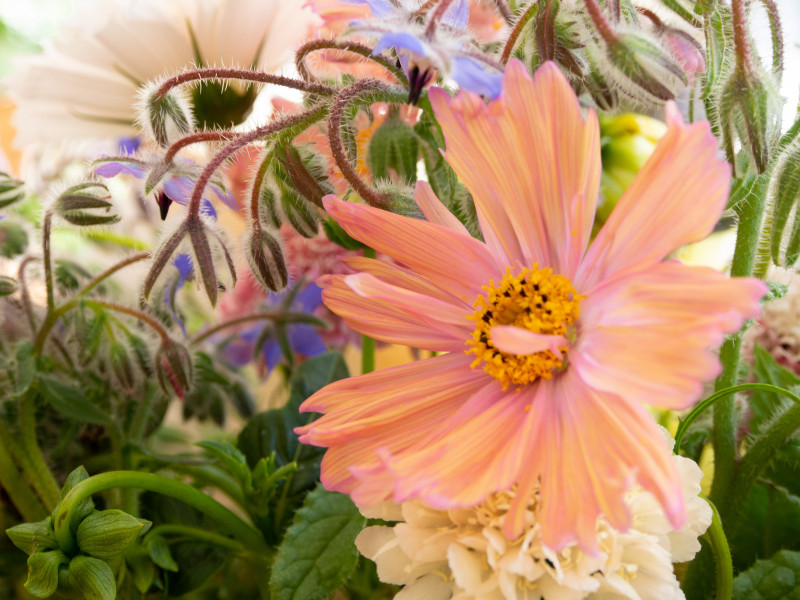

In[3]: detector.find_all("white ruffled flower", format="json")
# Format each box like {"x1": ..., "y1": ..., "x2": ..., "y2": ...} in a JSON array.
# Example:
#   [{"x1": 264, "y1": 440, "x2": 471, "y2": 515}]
[
  {"x1": 5, "y1": 0, "x2": 317, "y2": 146},
  {"x1": 356, "y1": 432, "x2": 710, "y2": 600}
]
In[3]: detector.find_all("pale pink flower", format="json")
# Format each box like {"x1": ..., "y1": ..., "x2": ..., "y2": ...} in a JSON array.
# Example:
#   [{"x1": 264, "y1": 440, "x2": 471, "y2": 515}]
[{"x1": 296, "y1": 61, "x2": 766, "y2": 553}]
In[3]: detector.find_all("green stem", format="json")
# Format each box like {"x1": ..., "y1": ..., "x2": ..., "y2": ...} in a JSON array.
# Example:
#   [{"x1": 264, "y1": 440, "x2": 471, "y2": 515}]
[
  {"x1": 710, "y1": 185, "x2": 767, "y2": 510},
  {"x1": 77, "y1": 252, "x2": 149, "y2": 297},
  {"x1": 54, "y1": 471, "x2": 267, "y2": 556},
  {"x1": 0, "y1": 432, "x2": 48, "y2": 521},
  {"x1": 361, "y1": 247, "x2": 377, "y2": 375},
  {"x1": 704, "y1": 498, "x2": 733, "y2": 600},
  {"x1": 0, "y1": 420, "x2": 56, "y2": 513},
  {"x1": 169, "y1": 464, "x2": 248, "y2": 511},
  {"x1": 42, "y1": 211, "x2": 54, "y2": 313},
  {"x1": 500, "y1": 0, "x2": 538, "y2": 64},
  {"x1": 18, "y1": 391, "x2": 61, "y2": 510},
  {"x1": 191, "y1": 311, "x2": 328, "y2": 345},
  {"x1": 146, "y1": 524, "x2": 245, "y2": 554}
]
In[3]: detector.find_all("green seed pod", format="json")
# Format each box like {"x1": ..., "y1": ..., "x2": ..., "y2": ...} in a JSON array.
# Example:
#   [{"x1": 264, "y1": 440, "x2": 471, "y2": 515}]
[
  {"x1": 68, "y1": 555, "x2": 116, "y2": 600},
  {"x1": 0, "y1": 171, "x2": 25, "y2": 208},
  {"x1": 246, "y1": 227, "x2": 288, "y2": 292},
  {"x1": 155, "y1": 340, "x2": 193, "y2": 400},
  {"x1": 76, "y1": 509, "x2": 149, "y2": 560},
  {"x1": 25, "y1": 550, "x2": 68, "y2": 598},
  {"x1": 0, "y1": 274, "x2": 18, "y2": 296},
  {"x1": 5, "y1": 518, "x2": 58, "y2": 555}
]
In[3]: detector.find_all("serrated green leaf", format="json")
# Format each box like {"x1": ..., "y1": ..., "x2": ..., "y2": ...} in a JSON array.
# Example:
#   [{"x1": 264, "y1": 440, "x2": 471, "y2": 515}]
[
  {"x1": 25, "y1": 550, "x2": 68, "y2": 598},
  {"x1": 145, "y1": 535, "x2": 179, "y2": 572},
  {"x1": 270, "y1": 485, "x2": 366, "y2": 600},
  {"x1": 733, "y1": 549, "x2": 800, "y2": 599},
  {"x1": 37, "y1": 375, "x2": 111, "y2": 425},
  {"x1": 196, "y1": 440, "x2": 251, "y2": 487}
]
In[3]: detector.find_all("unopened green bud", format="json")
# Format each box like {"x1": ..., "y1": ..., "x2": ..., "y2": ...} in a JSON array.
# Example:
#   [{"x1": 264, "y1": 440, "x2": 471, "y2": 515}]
[
  {"x1": 375, "y1": 181, "x2": 419, "y2": 218},
  {"x1": 770, "y1": 134, "x2": 800, "y2": 266},
  {"x1": 25, "y1": 550, "x2": 68, "y2": 598},
  {"x1": 68, "y1": 555, "x2": 116, "y2": 600},
  {"x1": 367, "y1": 112, "x2": 420, "y2": 184},
  {"x1": 155, "y1": 340, "x2": 193, "y2": 400},
  {"x1": 55, "y1": 183, "x2": 119, "y2": 227},
  {"x1": 0, "y1": 220, "x2": 29, "y2": 258},
  {"x1": 718, "y1": 68, "x2": 781, "y2": 174},
  {"x1": 246, "y1": 228, "x2": 288, "y2": 292},
  {"x1": 140, "y1": 86, "x2": 194, "y2": 147},
  {"x1": 0, "y1": 171, "x2": 25, "y2": 208},
  {"x1": 58, "y1": 466, "x2": 95, "y2": 533},
  {"x1": 6, "y1": 518, "x2": 57, "y2": 555},
  {"x1": 276, "y1": 144, "x2": 334, "y2": 208},
  {"x1": 0, "y1": 274, "x2": 17, "y2": 296},
  {"x1": 76, "y1": 509, "x2": 150, "y2": 560}
]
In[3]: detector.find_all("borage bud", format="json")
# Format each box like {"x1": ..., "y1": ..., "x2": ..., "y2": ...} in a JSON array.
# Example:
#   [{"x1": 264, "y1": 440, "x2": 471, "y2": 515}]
[
  {"x1": 770, "y1": 134, "x2": 800, "y2": 266},
  {"x1": 246, "y1": 227, "x2": 288, "y2": 292},
  {"x1": 718, "y1": 68, "x2": 781, "y2": 173},
  {"x1": 0, "y1": 220, "x2": 28, "y2": 258},
  {"x1": 366, "y1": 110, "x2": 419, "y2": 184},
  {"x1": 108, "y1": 342, "x2": 137, "y2": 390},
  {"x1": 6, "y1": 518, "x2": 58, "y2": 555},
  {"x1": 68, "y1": 555, "x2": 116, "y2": 600},
  {"x1": 54, "y1": 182, "x2": 119, "y2": 227},
  {"x1": 0, "y1": 171, "x2": 25, "y2": 208},
  {"x1": 271, "y1": 144, "x2": 323, "y2": 238},
  {"x1": 137, "y1": 84, "x2": 194, "y2": 147},
  {"x1": 155, "y1": 340, "x2": 193, "y2": 400},
  {"x1": 76, "y1": 509, "x2": 150, "y2": 560},
  {"x1": 275, "y1": 144, "x2": 334, "y2": 208},
  {"x1": 25, "y1": 549, "x2": 68, "y2": 598},
  {"x1": 0, "y1": 274, "x2": 17, "y2": 296},
  {"x1": 589, "y1": 30, "x2": 688, "y2": 107}
]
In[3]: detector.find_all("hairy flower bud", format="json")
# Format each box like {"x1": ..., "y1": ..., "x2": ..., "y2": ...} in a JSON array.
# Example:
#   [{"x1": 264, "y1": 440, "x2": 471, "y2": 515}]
[
  {"x1": 76, "y1": 510, "x2": 150, "y2": 560},
  {"x1": 155, "y1": 340, "x2": 193, "y2": 400},
  {"x1": 55, "y1": 182, "x2": 119, "y2": 227},
  {"x1": 770, "y1": 134, "x2": 800, "y2": 266},
  {"x1": 276, "y1": 144, "x2": 334, "y2": 208},
  {"x1": 138, "y1": 85, "x2": 195, "y2": 147},
  {"x1": 0, "y1": 274, "x2": 18, "y2": 296},
  {"x1": 246, "y1": 227, "x2": 288, "y2": 292},
  {"x1": 366, "y1": 112, "x2": 420, "y2": 184},
  {"x1": 0, "y1": 171, "x2": 25, "y2": 208}
]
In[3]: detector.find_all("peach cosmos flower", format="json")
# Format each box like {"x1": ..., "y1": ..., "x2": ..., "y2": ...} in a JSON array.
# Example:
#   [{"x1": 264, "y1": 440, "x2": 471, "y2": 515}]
[{"x1": 296, "y1": 61, "x2": 767, "y2": 553}]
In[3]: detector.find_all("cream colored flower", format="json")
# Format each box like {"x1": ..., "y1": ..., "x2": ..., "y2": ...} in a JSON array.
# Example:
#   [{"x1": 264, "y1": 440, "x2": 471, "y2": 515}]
[
  {"x1": 5, "y1": 0, "x2": 317, "y2": 146},
  {"x1": 356, "y1": 434, "x2": 710, "y2": 600}
]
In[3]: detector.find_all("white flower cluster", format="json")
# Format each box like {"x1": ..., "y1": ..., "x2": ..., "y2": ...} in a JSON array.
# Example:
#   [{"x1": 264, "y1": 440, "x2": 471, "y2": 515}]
[{"x1": 357, "y1": 435, "x2": 709, "y2": 600}]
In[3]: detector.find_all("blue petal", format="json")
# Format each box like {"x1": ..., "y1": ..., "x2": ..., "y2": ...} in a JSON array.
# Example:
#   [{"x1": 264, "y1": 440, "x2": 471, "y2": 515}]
[
  {"x1": 262, "y1": 339, "x2": 283, "y2": 371},
  {"x1": 221, "y1": 335, "x2": 256, "y2": 367},
  {"x1": 450, "y1": 57, "x2": 504, "y2": 99},
  {"x1": 163, "y1": 176, "x2": 193, "y2": 205},
  {"x1": 373, "y1": 31, "x2": 428, "y2": 57},
  {"x1": 209, "y1": 181, "x2": 237, "y2": 210},
  {"x1": 94, "y1": 159, "x2": 147, "y2": 179},
  {"x1": 442, "y1": 0, "x2": 469, "y2": 29},
  {"x1": 287, "y1": 324, "x2": 327, "y2": 357},
  {"x1": 117, "y1": 137, "x2": 141, "y2": 155},
  {"x1": 338, "y1": 0, "x2": 395, "y2": 18},
  {"x1": 164, "y1": 280, "x2": 187, "y2": 338},
  {"x1": 173, "y1": 253, "x2": 193, "y2": 286},
  {"x1": 200, "y1": 199, "x2": 217, "y2": 221},
  {"x1": 292, "y1": 283, "x2": 323, "y2": 313}
]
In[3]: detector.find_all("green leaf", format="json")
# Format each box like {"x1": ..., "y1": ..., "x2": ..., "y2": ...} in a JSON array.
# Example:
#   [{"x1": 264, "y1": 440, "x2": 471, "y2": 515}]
[
  {"x1": 270, "y1": 485, "x2": 366, "y2": 600},
  {"x1": 196, "y1": 440, "x2": 251, "y2": 487},
  {"x1": 68, "y1": 555, "x2": 116, "y2": 600},
  {"x1": 6, "y1": 517, "x2": 57, "y2": 555},
  {"x1": 125, "y1": 545, "x2": 158, "y2": 594},
  {"x1": 57, "y1": 466, "x2": 95, "y2": 533},
  {"x1": 38, "y1": 375, "x2": 111, "y2": 425},
  {"x1": 750, "y1": 346, "x2": 800, "y2": 431},
  {"x1": 25, "y1": 550, "x2": 68, "y2": 598},
  {"x1": 15, "y1": 341, "x2": 36, "y2": 394},
  {"x1": 733, "y1": 549, "x2": 800, "y2": 599},
  {"x1": 145, "y1": 535, "x2": 179, "y2": 572}
]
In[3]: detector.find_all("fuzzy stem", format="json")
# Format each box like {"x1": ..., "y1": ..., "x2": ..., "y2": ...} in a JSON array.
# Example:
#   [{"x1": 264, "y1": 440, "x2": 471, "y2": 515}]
[
  {"x1": 757, "y1": 0, "x2": 784, "y2": 79},
  {"x1": 187, "y1": 105, "x2": 328, "y2": 219},
  {"x1": 662, "y1": 0, "x2": 702, "y2": 27},
  {"x1": 295, "y1": 39, "x2": 407, "y2": 85},
  {"x1": 53, "y1": 471, "x2": 268, "y2": 556},
  {"x1": 582, "y1": 0, "x2": 619, "y2": 45},
  {"x1": 17, "y1": 256, "x2": 39, "y2": 332},
  {"x1": 710, "y1": 178, "x2": 767, "y2": 516},
  {"x1": 704, "y1": 498, "x2": 733, "y2": 600},
  {"x1": 163, "y1": 131, "x2": 240, "y2": 165},
  {"x1": 155, "y1": 67, "x2": 336, "y2": 100},
  {"x1": 493, "y1": 0, "x2": 514, "y2": 24},
  {"x1": 146, "y1": 524, "x2": 245, "y2": 554},
  {"x1": 42, "y1": 211, "x2": 54, "y2": 313},
  {"x1": 77, "y1": 252, "x2": 149, "y2": 297},
  {"x1": 501, "y1": 1, "x2": 539, "y2": 64},
  {"x1": 18, "y1": 390, "x2": 62, "y2": 510},
  {"x1": 328, "y1": 79, "x2": 394, "y2": 208},
  {"x1": 424, "y1": 0, "x2": 456, "y2": 39},
  {"x1": 190, "y1": 311, "x2": 328, "y2": 345},
  {"x1": 0, "y1": 425, "x2": 48, "y2": 521},
  {"x1": 84, "y1": 300, "x2": 171, "y2": 342},
  {"x1": 731, "y1": 0, "x2": 752, "y2": 74}
]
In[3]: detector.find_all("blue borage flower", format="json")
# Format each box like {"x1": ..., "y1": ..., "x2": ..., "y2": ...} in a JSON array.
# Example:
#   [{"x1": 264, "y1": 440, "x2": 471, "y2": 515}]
[
  {"x1": 93, "y1": 155, "x2": 235, "y2": 221},
  {"x1": 221, "y1": 283, "x2": 327, "y2": 371},
  {"x1": 343, "y1": 0, "x2": 503, "y2": 101}
]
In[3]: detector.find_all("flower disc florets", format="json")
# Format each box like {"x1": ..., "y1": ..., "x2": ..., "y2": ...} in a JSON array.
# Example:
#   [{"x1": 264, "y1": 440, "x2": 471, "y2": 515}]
[{"x1": 468, "y1": 266, "x2": 582, "y2": 388}]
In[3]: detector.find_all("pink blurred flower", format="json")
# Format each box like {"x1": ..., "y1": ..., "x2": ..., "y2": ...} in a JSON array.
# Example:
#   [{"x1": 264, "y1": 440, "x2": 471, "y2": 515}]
[{"x1": 296, "y1": 61, "x2": 766, "y2": 553}]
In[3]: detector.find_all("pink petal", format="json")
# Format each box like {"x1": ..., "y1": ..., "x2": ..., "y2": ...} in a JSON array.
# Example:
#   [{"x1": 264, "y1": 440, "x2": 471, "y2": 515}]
[
  {"x1": 574, "y1": 261, "x2": 767, "y2": 409},
  {"x1": 576, "y1": 103, "x2": 731, "y2": 289},
  {"x1": 323, "y1": 195, "x2": 498, "y2": 302},
  {"x1": 430, "y1": 60, "x2": 601, "y2": 277},
  {"x1": 322, "y1": 276, "x2": 468, "y2": 351},
  {"x1": 490, "y1": 325, "x2": 567, "y2": 359},
  {"x1": 414, "y1": 181, "x2": 470, "y2": 235}
]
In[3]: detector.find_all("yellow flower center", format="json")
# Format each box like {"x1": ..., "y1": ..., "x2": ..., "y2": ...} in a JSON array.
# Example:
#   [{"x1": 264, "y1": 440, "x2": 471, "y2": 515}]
[{"x1": 467, "y1": 266, "x2": 582, "y2": 389}]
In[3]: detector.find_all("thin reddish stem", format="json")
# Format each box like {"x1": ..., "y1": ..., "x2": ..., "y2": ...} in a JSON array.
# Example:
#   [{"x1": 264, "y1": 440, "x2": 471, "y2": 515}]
[
  {"x1": 501, "y1": 1, "x2": 539, "y2": 64},
  {"x1": 582, "y1": 0, "x2": 619, "y2": 45},
  {"x1": 155, "y1": 68, "x2": 336, "y2": 100},
  {"x1": 164, "y1": 131, "x2": 240, "y2": 165}
]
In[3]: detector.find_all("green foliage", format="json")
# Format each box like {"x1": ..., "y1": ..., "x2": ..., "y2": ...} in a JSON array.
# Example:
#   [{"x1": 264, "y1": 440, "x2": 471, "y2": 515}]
[
  {"x1": 366, "y1": 111, "x2": 419, "y2": 184},
  {"x1": 76, "y1": 510, "x2": 150, "y2": 560},
  {"x1": 5, "y1": 518, "x2": 57, "y2": 556},
  {"x1": 733, "y1": 550, "x2": 800, "y2": 599},
  {"x1": 68, "y1": 555, "x2": 116, "y2": 600},
  {"x1": 0, "y1": 220, "x2": 28, "y2": 258},
  {"x1": 748, "y1": 346, "x2": 800, "y2": 431},
  {"x1": 25, "y1": 550, "x2": 67, "y2": 598},
  {"x1": 270, "y1": 485, "x2": 365, "y2": 600},
  {"x1": 37, "y1": 375, "x2": 111, "y2": 426}
]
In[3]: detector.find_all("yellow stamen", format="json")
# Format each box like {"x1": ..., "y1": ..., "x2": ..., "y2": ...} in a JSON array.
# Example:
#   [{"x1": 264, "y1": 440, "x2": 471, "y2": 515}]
[{"x1": 467, "y1": 265, "x2": 582, "y2": 389}]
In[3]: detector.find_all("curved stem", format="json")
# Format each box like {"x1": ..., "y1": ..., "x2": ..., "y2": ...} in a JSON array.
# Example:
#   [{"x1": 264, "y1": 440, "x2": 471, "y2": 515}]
[
  {"x1": 493, "y1": 0, "x2": 514, "y2": 25},
  {"x1": 18, "y1": 390, "x2": 62, "y2": 510},
  {"x1": 155, "y1": 67, "x2": 336, "y2": 100},
  {"x1": 187, "y1": 105, "x2": 328, "y2": 218},
  {"x1": 166, "y1": 464, "x2": 247, "y2": 511},
  {"x1": 704, "y1": 498, "x2": 733, "y2": 600},
  {"x1": 295, "y1": 39, "x2": 407, "y2": 85},
  {"x1": 582, "y1": 0, "x2": 619, "y2": 45},
  {"x1": 191, "y1": 311, "x2": 327, "y2": 345},
  {"x1": 757, "y1": 0, "x2": 783, "y2": 79},
  {"x1": 164, "y1": 131, "x2": 240, "y2": 165},
  {"x1": 84, "y1": 300, "x2": 171, "y2": 343},
  {"x1": 0, "y1": 428, "x2": 48, "y2": 521},
  {"x1": 501, "y1": 2, "x2": 539, "y2": 64},
  {"x1": 328, "y1": 79, "x2": 395, "y2": 208},
  {"x1": 674, "y1": 383, "x2": 800, "y2": 454},
  {"x1": 731, "y1": 0, "x2": 752, "y2": 74},
  {"x1": 54, "y1": 471, "x2": 267, "y2": 556},
  {"x1": 147, "y1": 524, "x2": 245, "y2": 554},
  {"x1": 42, "y1": 211, "x2": 54, "y2": 313},
  {"x1": 77, "y1": 252, "x2": 149, "y2": 297}
]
